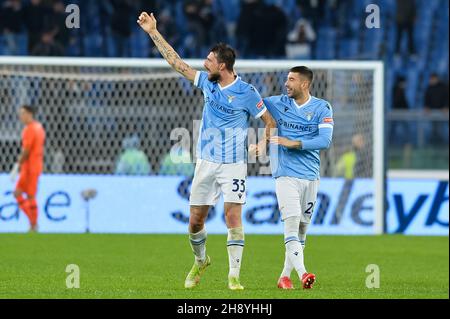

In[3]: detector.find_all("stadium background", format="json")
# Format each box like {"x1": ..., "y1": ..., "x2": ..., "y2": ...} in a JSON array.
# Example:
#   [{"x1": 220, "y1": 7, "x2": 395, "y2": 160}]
[
  {"x1": 0, "y1": 0, "x2": 448, "y2": 173},
  {"x1": 0, "y1": 0, "x2": 448, "y2": 299}
]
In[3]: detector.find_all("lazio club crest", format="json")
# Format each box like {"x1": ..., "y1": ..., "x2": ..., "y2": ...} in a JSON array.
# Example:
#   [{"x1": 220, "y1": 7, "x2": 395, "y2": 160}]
[
  {"x1": 305, "y1": 112, "x2": 314, "y2": 121},
  {"x1": 227, "y1": 95, "x2": 235, "y2": 103}
]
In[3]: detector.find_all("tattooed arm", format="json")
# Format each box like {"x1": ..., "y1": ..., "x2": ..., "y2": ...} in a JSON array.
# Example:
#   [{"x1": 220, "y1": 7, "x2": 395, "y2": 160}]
[{"x1": 137, "y1": 12, "x2": 197, "y2": 82}]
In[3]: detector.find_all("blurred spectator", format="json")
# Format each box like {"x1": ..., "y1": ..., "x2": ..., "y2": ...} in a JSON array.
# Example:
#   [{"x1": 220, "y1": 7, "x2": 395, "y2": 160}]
[
  {"x1": 395, "y1": 0, "x2": 416, "y2": 57},
  {"x1": 182, "y1": 0, "x2": 217, "y2": 57},
  {"x1": 237, "y1": 0, "x2": 265, "y2": 57},
  {"x1": 110, "y1": 0, "x2": 133, "y2": 57},
  {"x1": 31, "y1": 31, "x2": 65, "y2": 56},
  {"x1": 285, "y1": 18, "x2": 316, "y2": 59},
  {"x1": 115, "y1": 135, "x2": 152, "y2": 175},
  {"x1": 334, "y1": 133, "x2": 366, "y2": 179},
  {"x1": 265, "y1": 1, "x2": 287, "y2": 57},
  {"x1": 237, "y1": 0, "x2": 286, "y2": 58},
  {"x1": 335, "y1": 0, "x2": 356, "y2": 39},
  {"x1": 137, "y1": 0, "x2": 158, "y2": 12},
  {"x1": 150, "y1": 8, "x2": 180, "y2": 57},
  {"x1": 23, "y1": 0, "x2": 50, "y2": 54},
  {"x1": 390, "y1": 76, "x2": 412, "y2": 144},
  {"x1": 296, "y1": 0, "x2": 326, "y2": 29},
  {"x1": 214, "y1": 0, "x2": 241, "y2": 47},
  {"x1": 198, "y1": 0, "x2": 216, "y2": 46},
  {"x1": 393, "y1": 76, "x2": 410, "y2": 110},
  {"x1": 1, "y1": 0, "x2": 25, "y2": 55},
  {"x1": 425, "y1": 73, "x2": 449, "y2": 113},
  {"x1": 47, "y1": 0, "x2": 70, "y2": 50},
  {"x1": 424, "y1": 73, "x2": 449, "y2": 145},
  {"x1": 159, "y1": 145, "x2": 194, "y2": 177},
  {"x1": 183, "y1": 0, "x2": 206, "y2": 57}
]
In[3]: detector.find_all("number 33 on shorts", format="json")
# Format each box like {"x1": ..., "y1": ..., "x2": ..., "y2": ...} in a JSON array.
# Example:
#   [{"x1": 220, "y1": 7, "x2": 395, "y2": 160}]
[
  {"x1": 231, "y1": 178, "x2": 246, "y2": 201},
  {"x1": 232, "y1": 179, "x2": 246, "y2": 192}
]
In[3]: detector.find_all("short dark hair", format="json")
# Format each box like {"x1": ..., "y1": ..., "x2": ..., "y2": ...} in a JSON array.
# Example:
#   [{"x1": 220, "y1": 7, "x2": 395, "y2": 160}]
[
  {"x1": 21, "y1": 105, "x2": 37, "y2": 117},
  {"x1": 290, "y1": 66, "x2": 314, "y2": 84},
  {"x1": 210, "y1": 43, "x2": 236, "y2": 72}
]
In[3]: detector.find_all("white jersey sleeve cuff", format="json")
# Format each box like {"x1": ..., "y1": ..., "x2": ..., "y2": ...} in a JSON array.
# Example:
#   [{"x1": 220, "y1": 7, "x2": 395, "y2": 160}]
[
  {"x1": 255, "y1": 107, "x2": 267, "y2": 119},
  {"x1": 194, "y1": 71, "x2": 201, "y2": 87},
  {"x1": 319, "y1": 123, "x2": 333, "y2": 129}
]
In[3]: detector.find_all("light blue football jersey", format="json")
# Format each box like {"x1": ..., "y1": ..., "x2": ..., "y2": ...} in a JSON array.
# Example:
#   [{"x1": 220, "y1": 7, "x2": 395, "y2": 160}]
[
  {"x1": 194, "y1": 71, "x2": 267, "y2": 163},
  {"x1": 264, "y1": 94, "x2": 334, "y2": 180}
]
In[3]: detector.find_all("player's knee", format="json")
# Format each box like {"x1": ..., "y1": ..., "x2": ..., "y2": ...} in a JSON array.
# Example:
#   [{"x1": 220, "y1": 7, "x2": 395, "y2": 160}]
[
  {"x1": 224, "y1": 206, "x2": 242, "y2": 228},
  {"x1": 189, "y1": 210, "x2": 207, "y2": 232},
  {"x1": 224, "y1": 202, "x2": 242, "y2": 215},
  {"x1": 189, "y1": 220, "x2": 205, "y2": 233}
]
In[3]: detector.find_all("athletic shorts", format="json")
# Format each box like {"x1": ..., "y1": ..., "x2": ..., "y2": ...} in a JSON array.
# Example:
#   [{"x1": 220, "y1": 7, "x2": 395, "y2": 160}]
[
  {"x1": 189, "y1": 159, "x2": 247, "y2": 206},
  {"x1": 275, "y1": 176, "x2": 319, "y2": 223}
]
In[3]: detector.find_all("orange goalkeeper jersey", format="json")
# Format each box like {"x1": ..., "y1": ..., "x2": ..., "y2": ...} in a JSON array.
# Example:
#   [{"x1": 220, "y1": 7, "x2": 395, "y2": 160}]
[{"x1": 21, "y1": 121, "x2": 46, "y2": 173}]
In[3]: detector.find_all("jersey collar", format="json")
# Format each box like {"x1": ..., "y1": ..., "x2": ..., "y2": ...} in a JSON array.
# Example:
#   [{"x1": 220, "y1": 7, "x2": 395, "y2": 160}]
[
  {"x1": 293, "y1": 94, "x2": 312, "y2": 108},
  {"x1": 218, "y1": 75, "x2": 239, "y2": 91}
]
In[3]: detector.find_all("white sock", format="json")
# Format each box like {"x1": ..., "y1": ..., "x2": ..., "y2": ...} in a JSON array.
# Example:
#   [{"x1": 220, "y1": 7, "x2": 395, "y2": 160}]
[
  {"x1": 227, "y1": 227, "x2": 244, "y2": 278},
  {"x1": 280, "y1": 251, "x2": 293, "y2": 278},
  {"x1": 299, "y1": 222, "x2": 309, "y2": 248},
  {"x1": 285, "y1": 239, "x2": 306, "y2": 278},
  {"x1": 284, "y1": 216, "x2": 307, "y2": 279},
  {"x1": 189, "y1": 228, "x2": 207, "y2": 264}
]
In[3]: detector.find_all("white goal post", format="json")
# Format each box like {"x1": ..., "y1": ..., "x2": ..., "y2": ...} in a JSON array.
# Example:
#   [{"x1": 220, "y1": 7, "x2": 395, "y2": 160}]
[{"x1": 0, "y1": 57, "x2": 385, "y2": 234}]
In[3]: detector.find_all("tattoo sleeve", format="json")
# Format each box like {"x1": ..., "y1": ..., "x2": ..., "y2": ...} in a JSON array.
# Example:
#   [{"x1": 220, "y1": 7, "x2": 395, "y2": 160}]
[{"x1": 149, "y1": 30, "x2": 195, "y2": 80}]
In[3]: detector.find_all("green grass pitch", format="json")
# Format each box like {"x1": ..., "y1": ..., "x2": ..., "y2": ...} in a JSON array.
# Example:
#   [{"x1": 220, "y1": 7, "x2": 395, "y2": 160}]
[{"x1": 0, "y1": 234, "x2": 448, "y2": 299}]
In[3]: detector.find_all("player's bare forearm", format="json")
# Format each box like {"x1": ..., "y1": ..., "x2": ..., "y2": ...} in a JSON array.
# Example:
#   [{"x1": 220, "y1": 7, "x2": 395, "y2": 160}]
[
  {"x1": 261, "y1": 111, "x2": 276, "y2": 142},
  {"x1": 249, "y1": 111, "x2": 276, "y2": 157},
  {"x1": 150, "y1": 30, "x2": 195, "y2": 79},
  {"x1": 137, "y1": 12, "x2": 196, "y2": 81},
  {"x1": 258, "y1": 111, "x2": 277, "y2": 151},
  {"x1": 270, "y1": 136, "x2": 302, "y2": 149}
]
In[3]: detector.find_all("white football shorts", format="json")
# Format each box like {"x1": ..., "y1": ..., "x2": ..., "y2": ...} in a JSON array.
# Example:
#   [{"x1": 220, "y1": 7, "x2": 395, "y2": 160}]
[
  {"x1": 275, "y1": 176, "x2": 320, "y2": 223},
  {"x1": 189, "y1": 159, "x2": 247, "y2": 206}
]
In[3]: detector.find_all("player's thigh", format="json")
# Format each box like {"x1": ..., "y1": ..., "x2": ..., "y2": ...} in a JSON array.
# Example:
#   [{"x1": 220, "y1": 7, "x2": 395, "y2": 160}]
[
  {"x1": 216, "y1": 162, "x2": 247, "y2": 204},
  {"x1": 26, "y1": 173, "x2": 40, "y2": 198},
  {"x1": 189, "y1": 159, "x2": 221, "y2": 206},
  {"x1": 275, "y1": 176, "x2": 302, "y2": 221},
  {"x1": 300, "y1": 179, "x2": 320, "y2": 224},
  {"x1": 15, "y1": 172, "x2": 28, "y2": 195},
  {"x1": 15, "y1": 171, "x2": 40, "y2": 198}
]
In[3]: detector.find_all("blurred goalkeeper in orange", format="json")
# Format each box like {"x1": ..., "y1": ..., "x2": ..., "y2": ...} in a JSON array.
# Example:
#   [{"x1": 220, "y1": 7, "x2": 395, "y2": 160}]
[{"x1": 11, "y1": 105, "x2": 46, "y2": 232}]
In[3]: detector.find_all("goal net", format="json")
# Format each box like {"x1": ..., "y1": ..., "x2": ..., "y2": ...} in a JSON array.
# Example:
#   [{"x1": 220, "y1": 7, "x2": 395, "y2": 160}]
[{"x1": 0, "y1": 57, "x2": 384, "y2": 233}]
